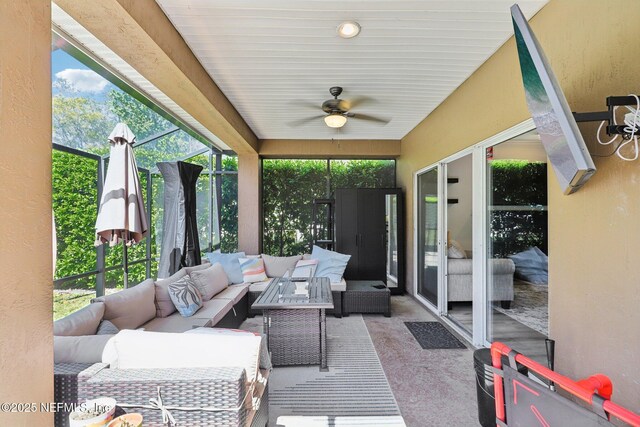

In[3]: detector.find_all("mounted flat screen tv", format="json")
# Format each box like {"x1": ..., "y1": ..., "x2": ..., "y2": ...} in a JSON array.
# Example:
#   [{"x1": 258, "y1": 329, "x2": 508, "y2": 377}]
[{"x1": 511, "y1": 4, "x2": 596, "y2": 195}]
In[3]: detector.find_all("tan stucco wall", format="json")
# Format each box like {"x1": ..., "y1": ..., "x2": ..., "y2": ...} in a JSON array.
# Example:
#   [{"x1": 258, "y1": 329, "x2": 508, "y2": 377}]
[
  {"x1": 397, "y1": 0, "x2": 640, "y2": 410},
  {"x1": 238, "y1": 154, "x2": 261, "y2": 255},
  {"x1": 0, "y1": 1, "x2": 53, "y2": 424}
]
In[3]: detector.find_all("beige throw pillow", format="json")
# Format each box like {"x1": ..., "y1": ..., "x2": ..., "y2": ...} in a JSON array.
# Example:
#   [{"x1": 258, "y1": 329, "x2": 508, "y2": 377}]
[
  {"x1": 261, "y1": 254, "x2": 302, "y2": 277},
  {"x1": 184, "y1": 261, "x2": 211, "y2": 275},
  {"x1": 53, "y1": 302, "x2": 105, "y2": 336},
  {"x1": 189, "y1": 263, "x2": 229, "y2": 300},
  {"x1": 154, "y1": 269, "x2": 187, "y2": 318},
  {"x1": 93, "y1": 279, "x2": 156, "y2": 330},
  {"x1": 448, "y1": 239, "x2": 467, "y2": 259}
]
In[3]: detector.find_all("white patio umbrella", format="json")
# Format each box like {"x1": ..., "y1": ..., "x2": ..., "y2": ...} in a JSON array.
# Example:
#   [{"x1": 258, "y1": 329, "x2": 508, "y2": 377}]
[{"x1": 95, "y1": 123, "x2": 148, "y2": 288}]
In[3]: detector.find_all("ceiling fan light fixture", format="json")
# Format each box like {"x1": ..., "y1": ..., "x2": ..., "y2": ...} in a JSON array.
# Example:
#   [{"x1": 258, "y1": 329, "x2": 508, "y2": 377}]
[
  {"x1": 337, "y1": 21, "x2": 361, "y2": 38},
  {"x1": 324, "y1": 114, "x2": 347, "y2": 128}
]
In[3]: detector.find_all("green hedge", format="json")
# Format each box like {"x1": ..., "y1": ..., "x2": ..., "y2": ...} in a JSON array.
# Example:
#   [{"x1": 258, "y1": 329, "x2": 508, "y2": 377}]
[
  {"x1": 489, "y1": 160, "x2": 548, "y2": 258},
  {"x1": 262, "y1": 159, "x2": 395, "y2": 256}
]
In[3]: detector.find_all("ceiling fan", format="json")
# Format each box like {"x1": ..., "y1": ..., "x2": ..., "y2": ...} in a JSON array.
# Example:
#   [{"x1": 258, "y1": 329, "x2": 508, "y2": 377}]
[{"x1": 289, "y1": 86, "x2": 390, "y2": 128}]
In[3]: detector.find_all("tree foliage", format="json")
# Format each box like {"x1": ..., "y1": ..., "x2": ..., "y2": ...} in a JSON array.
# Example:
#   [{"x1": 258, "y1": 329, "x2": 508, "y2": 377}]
[
  {"x1": 220, "y1": 156, "x2": 239, "y2": 253},
  {"x1": 262, "y1": 159, "x2": 395, "y2": 256},
  {"x1": 52, "y1": 86, "x2": 237, "y2": 290}
]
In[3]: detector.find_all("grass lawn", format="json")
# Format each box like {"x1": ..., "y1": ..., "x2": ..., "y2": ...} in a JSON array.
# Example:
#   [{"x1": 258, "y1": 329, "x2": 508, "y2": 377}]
[{"x1": 53, "y1": 291, "x2": 95, "y2": 320}]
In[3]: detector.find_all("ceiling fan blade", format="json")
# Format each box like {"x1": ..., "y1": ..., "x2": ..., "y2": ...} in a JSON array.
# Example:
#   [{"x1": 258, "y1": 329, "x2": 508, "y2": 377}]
[
  {"x1": 343, "y1": 95, "x2": 376, "y2": 110},
  {"x1": 287, "y1": 114, "x2": 326, "y2": 127},
  {"x1": 351, "y1": 113, "x2": 390, "y2": 125}
]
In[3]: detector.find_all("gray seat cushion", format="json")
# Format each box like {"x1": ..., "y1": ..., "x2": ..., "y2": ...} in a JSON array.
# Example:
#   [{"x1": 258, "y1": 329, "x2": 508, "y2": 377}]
[
  {"x1": 248, "y1": 280, "x2": 273, "y2": 293},
  {"x1": 193, "y1": 298, "x2": 234, "y2": 325},
  {"x1": 54, "y1": 334, "x2": 115, "y2": 363},
  {"x1": 330, "y1": 278, "x2": 347, "y2": 292},
  {"x1": 140, "y1": 315, "x2": 210, "y2": 333},
  {"x1": 215, "y1": 284, "x2": 249, "y2": 304}
]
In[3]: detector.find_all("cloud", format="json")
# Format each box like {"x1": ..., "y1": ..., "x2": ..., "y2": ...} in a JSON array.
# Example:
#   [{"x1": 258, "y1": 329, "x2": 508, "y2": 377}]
[{"x1": 55, "y1": 68, "x2": 109, "y2": 93}]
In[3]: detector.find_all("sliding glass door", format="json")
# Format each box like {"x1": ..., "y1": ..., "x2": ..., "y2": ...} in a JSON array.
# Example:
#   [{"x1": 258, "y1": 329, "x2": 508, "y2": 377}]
[
  {"x1": 414, "y1": 121, "x2": 545, "y2": 349},
  {"x1": 417, "y1": 168, "x2": 440, "y2": 306}
]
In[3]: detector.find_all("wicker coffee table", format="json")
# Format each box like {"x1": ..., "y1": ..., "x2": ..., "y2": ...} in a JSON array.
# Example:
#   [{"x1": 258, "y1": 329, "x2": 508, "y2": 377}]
[
  {"x1": 343, "y1": 280, "x2": 391, "y2": 317},
  {"x1": 251, "y1": 277, "x2": 333, "y2": 370}
]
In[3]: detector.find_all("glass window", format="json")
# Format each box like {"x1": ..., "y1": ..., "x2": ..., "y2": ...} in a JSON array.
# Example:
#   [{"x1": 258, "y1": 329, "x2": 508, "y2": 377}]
[
  {"x1": 262, "y1": 159, "x2": 396, "y2": 256},
  {"x1": 52, "y1": 150, "x2": 99, "y2": 283},
  {"x1": 134, "y1": 130, "x2": 208, "y2": 170},
  {"x1": 220, "y1": 155, "x2": 238, "y2": 252},
  {"x1": 262, "y1": 159, "x2": 328, "y2": 256},
  {"x1": 52, "y1": 33, "x2": 227, "y2": 318},
  {"x1": 330, "y1": 159, "x2": 395, "y2": 191}
]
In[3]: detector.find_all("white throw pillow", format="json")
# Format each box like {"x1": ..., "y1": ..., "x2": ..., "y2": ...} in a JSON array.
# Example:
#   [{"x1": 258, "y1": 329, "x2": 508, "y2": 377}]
[
  {"x1": 102, "y1": 329, "x2": 262, "y2": 383},
  {"x1": 448, "y1": 239, "x2": 467, "y2": 259}
]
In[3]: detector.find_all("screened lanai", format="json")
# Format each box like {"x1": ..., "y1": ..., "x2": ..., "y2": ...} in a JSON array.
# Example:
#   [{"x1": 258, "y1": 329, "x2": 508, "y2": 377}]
[
  {"x1": 51, "y1": 30, "x2": 395, "y2": 320},
  {"x1": 51, "y1": 32, "x2": 239, "y2": 319}
]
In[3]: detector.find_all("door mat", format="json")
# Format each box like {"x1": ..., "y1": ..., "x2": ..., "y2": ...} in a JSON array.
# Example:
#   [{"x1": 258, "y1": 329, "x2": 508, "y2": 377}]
[{"x1": 404, "y1": 322, "x2": 467, "y2": 349}]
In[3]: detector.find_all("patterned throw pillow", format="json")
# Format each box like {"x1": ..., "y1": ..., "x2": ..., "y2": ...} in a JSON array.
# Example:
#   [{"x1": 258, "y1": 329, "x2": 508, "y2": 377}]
[
  {"x1": 239, "y1": 257, "x2": 268, "y2": 283},
  {"x1": 168, "y1": 275, "x2": 203, "y2": 317}
]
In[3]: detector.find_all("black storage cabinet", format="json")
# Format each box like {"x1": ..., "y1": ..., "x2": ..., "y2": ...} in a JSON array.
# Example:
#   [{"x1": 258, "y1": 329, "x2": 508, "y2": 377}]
[{"x1": 334, "y1": 188, "x2": 405, "y2": 294}]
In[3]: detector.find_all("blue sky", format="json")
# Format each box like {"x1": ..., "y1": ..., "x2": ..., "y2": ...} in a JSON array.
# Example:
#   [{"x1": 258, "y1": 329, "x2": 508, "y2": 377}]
[{"x1": 52, "y1": 49, "x2": 115, "y2": 100}]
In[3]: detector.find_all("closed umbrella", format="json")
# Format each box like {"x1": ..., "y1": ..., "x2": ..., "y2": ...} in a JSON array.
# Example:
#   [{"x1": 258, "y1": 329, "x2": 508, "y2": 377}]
[{"x1": 95, "y1": 123, "x2": 148, "y2": 288}]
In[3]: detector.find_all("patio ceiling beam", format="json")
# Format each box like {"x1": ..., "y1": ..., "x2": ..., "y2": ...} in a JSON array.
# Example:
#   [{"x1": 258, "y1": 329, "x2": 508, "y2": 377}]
[
  {"x1": 258, "y1": 139, "x2": 402, "y2": 159},
  {"x1": 53, "y1": 0, "x2": 259, "y2": 154}
]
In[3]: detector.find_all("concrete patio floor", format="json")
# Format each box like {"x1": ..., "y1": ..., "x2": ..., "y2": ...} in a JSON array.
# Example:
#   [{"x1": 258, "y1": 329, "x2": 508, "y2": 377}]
[
  {"x1": 363, "y1": 296, "x2": 478, "y2": 427},
  {"x1": 242, "y1": 295, "x2": 479, "y2": 427}
]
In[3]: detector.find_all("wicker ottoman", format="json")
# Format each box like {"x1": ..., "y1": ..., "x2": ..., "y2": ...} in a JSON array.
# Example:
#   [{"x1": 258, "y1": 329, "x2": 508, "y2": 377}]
[{"x1": 343, "y1": 281, "x2": 391, "y2": 317}]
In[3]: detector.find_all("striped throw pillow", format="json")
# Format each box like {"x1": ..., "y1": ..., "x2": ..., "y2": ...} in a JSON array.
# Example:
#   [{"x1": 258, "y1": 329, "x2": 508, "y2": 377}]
[
  {"x1": 239, "y1": 257, "x2": 268, "y2": 283},
  {"x1": 168, "y1": 275, "x2": 203, "y2": 317}
]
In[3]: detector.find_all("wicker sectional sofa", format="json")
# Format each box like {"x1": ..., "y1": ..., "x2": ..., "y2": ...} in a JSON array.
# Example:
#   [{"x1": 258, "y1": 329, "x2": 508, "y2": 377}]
[{"x1": 53, "y1": 261, "x2": 266, "y2": 427}]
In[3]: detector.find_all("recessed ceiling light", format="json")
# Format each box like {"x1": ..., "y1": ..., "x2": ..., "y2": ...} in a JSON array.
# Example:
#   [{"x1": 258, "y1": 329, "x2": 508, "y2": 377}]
[{"x1": 337, "y1": 21, "x2": 361, "y2": 39}]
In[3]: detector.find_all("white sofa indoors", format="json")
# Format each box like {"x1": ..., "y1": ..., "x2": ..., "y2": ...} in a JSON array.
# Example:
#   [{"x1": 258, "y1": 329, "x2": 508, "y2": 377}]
[{"x1": 447, "y1": 258, "x2": 515, "y2": 308}]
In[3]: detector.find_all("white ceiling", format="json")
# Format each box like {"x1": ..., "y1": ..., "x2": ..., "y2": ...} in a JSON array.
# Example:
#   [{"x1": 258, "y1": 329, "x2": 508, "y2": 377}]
[{"x1": 156, "y1": 0, "x2": 548, "y2": 140}]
